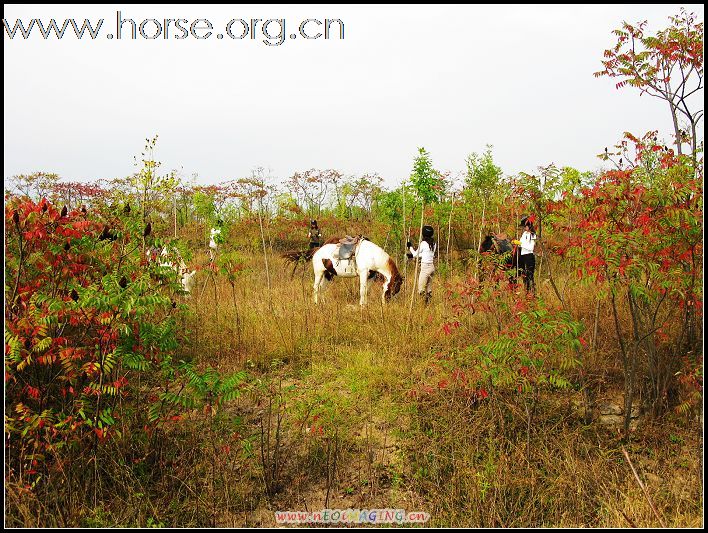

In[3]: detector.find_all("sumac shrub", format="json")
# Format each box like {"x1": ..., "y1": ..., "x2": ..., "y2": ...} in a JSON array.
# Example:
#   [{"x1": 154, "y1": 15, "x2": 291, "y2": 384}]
[
  {"x1": 4, "y1": 196, "x2": 245, "y2": 504},
  {"x1": 549, "y1": 132, "x2": 703, "y2": 425}
]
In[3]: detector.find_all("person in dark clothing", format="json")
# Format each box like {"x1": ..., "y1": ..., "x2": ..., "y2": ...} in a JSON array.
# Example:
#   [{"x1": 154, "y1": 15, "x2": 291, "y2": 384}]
[{"x1": 308, "y1": 220, "x2": 322, "y2": 249}]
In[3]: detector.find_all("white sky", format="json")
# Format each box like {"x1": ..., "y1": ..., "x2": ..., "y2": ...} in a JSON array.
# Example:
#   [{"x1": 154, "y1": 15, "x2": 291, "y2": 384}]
[{"x1": 3, "y1": 4, "x2": 705, "y2": 189}]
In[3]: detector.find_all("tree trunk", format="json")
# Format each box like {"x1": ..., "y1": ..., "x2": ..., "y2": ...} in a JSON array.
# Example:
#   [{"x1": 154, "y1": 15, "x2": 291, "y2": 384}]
[
  {"x1": 477, "y1": 201, "x2": 486, "y2": 255},
  {"x1": 625, "y1": 289, "x2": 643, "y2": 438},
  {"x1": 445, "y1": 196, "x2": 454, "y2": 273},
  {"x1": 669, "y1": 100, "x2": 683, "y2": 156}
]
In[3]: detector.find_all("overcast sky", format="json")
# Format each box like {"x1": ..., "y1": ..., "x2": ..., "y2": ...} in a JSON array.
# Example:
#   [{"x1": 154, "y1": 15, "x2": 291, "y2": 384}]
[{"x1": 3, "y1": 4, "x2": 704, "y2": 189}]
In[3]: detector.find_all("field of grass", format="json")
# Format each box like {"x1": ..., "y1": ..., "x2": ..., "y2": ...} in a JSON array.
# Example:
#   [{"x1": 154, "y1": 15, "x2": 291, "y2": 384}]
[
  {"x1": 5, "y1": 7, "x2": 703, "y2": 526},
  {"x1": 4, "y1": 207, "x2": 703, "y2": 527},
  {"x1": 33, "y1": 247, "x2": 693, "y2": 528}
]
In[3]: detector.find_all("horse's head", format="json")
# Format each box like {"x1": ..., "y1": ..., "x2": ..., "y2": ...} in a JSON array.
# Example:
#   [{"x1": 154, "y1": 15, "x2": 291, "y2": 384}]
[
  {"x1": 479, "y1": 235, "x2": 495, "y2": 253},
  {"x1": 383, "y1": 257, "x2": 404, "y2": 300},
  {"x1": 385, "y1": 274, "x2": 404, "y2": 300}
]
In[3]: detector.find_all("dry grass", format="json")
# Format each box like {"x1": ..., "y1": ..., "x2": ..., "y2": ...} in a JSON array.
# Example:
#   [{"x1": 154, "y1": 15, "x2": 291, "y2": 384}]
[
  {"x1": 7, "y1": 249, "x2": 703, "y2": 527},
  {"x1": 169, "y1": 251, "x2": 701, "y2": 527}
]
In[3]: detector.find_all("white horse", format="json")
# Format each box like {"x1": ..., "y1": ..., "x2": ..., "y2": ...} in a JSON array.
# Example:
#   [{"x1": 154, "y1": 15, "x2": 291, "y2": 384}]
[{"x1": 285, "y1": 237, "x2": 403, "y2": 305}]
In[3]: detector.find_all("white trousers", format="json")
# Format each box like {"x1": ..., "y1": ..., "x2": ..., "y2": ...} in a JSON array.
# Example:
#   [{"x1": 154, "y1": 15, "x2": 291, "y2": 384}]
[{"x1": 417, "y1": 262, "x2": 435, "y2": 295}]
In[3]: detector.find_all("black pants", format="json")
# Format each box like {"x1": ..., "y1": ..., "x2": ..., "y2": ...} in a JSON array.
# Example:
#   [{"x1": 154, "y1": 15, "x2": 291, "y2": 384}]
[
  {"x1": 518, "y1": 253, "x2": 535, "y2": 292},
  {"x1": 309, "y1": 242, "x2": 319, "y2": 249}
]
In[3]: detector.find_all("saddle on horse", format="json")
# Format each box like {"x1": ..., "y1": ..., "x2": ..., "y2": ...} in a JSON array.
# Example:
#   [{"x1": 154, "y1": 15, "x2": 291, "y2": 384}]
[
  {"x1": 333, "y1": 235, "x2": 362, "y2": 261},
  {"x1": 327, "y1": 235, "x2": 362, "y2": 276}
]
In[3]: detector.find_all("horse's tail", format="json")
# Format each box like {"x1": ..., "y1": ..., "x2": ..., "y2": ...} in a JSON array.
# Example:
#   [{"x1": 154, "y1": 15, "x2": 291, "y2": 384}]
[{"x1": 281, "y1": 249, "x2": 317, "y2": 265}]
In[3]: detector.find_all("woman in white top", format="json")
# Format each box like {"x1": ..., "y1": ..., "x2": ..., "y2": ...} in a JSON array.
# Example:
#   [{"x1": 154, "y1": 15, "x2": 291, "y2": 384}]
[
  {"x1": 516, "y1": 215, "x2": 537, "y2": 293},
  {"x1": 407, "y1": 225, "x2": 436, "y2": 305},
  {"x1": 209, "y1": 219, "x2": 224, "y2": 261}
]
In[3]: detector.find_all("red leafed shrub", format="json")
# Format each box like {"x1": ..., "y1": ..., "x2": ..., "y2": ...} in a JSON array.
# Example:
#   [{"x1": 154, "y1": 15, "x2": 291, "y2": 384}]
[
  {"x1": 549, "y1": 132, "x2": 703, "y2": 423},
  {"x1": 4, "y1": 196, "x2": 239, "y2": 488}
]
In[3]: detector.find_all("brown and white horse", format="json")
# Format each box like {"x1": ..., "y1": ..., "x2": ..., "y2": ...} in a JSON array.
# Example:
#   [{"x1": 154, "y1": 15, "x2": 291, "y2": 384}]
[{"x1": 284, "y1": 238, "x2": 403, "y2": 305}]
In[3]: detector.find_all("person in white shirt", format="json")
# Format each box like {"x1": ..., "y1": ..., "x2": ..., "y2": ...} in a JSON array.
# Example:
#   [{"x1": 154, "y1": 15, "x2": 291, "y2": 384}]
[
  {"x1": 209, "y1": 219, "x2": 223, "y2": 261},
  {"x1": 407, "y1": 225, "x2": 437, "y2": 305},
  {"x1": 515, "y1": 215, "x2": 537, "y2": 293}
]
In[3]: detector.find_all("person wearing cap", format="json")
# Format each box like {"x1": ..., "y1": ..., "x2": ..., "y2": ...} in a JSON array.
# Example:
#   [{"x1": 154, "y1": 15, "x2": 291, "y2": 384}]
[
  {"x1": 407, "y1": 225, "x2": 437, "y2": 305},
  {"x1": 512, "y1": 215, "x2": 537, "y2": 293},
  {"x1": 308, "y1": 220, "x2": 322, "y2": 249}
]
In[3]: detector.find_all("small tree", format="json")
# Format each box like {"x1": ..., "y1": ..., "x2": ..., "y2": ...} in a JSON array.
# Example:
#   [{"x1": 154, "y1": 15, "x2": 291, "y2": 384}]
[
  {"x1": 286, "y1": 169, "x2": 342, "y2": 217},
  {"x1": 464, "y1": 146, "x2": 503, "y2": 248},
  {"x1": 594, "y1": 9, "x2": 703, "y2": 166},
  {"x1": 410, "y1": 147, "x2": 443, "y2": 207},
  {"x1": 406, "y1": 148, "x2": 444, "y2": 322},
  {"x1": 551, "y1": 132, "x2": 702, "y2": 434},
  {"x1": 8, "y1": 172, "x2": 61, "y2": 200}
]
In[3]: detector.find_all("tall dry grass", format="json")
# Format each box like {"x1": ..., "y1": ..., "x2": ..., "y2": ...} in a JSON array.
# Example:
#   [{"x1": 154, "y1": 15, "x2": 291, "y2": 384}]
[
  {"x1": 170, "y1": 250, "x2": 702, "y2": 527},
  {"x1": 7, "y1": 248, "x2": 702, "y2": 527}
]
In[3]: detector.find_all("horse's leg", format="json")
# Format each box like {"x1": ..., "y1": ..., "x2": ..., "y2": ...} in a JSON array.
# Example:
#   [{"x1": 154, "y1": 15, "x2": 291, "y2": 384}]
[
  {"x1": 313, "y1": 270, "x2": 324, "y2": 304},
  {"x1": 359, "y1": 271, "x2": 369, "y2": 306},
  {"x1": 365, "y1": 270, "x2": 382, "y2": 302}
]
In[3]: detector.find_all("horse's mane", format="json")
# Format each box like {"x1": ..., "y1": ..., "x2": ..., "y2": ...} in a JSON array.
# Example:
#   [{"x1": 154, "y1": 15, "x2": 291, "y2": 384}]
[{"x1": 282, "y1": 249, "x2": 316, "y2": 264}]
